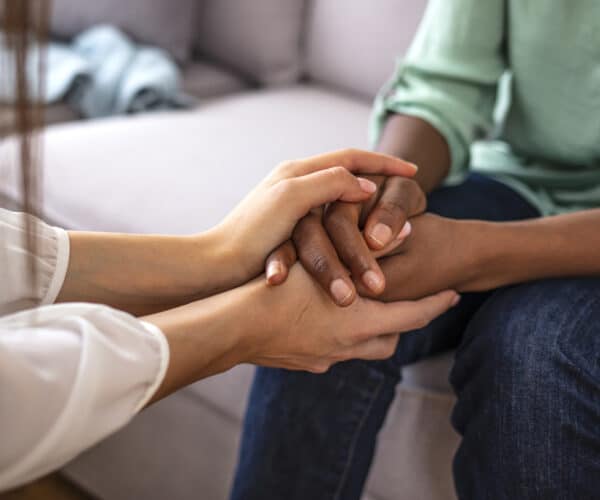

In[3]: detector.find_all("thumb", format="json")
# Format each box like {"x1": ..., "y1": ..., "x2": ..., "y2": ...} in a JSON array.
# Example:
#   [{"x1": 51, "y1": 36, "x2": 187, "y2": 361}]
[{"x1": 265, "y1": 241, "x2": 297, "y2": 286}]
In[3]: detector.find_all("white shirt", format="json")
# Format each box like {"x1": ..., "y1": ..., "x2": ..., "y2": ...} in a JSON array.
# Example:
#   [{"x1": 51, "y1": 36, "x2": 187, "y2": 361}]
[{"x1": 0, "y1": 208, "x2": 169, "y2": 492}]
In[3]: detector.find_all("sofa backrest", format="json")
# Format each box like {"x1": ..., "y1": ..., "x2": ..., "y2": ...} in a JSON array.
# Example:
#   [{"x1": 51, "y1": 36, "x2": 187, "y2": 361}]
[
  {"x1": 194, "y1": 0, "x2": 307, "y2": 86},
  {"x1": 47, "y1": 0, "x2": 429, "y2": 97},
  {"x1": 304, "y1": 0, "x2": 428, "y2": 99},
  {"x1": 50, "y1": 0, "x2": 199, "y2": 63}
]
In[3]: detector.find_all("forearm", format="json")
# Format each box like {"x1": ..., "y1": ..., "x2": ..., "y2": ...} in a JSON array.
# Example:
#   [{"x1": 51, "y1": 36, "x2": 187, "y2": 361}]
[
  {"x1": 371, "y1": 210, "x2": 600, "y2": 303},
  {"x1": 56, "y1": 227, "x2": 246, "y2": 315},
  {"x1": 469, "y1": 209, "x2": 600, "y2": 291},
  {"x1": 376, "y1": 114, "x2": 451, "y2": 193},
  {"x1": 143, "y1": 281, "x2": 261, "y2": 405}
]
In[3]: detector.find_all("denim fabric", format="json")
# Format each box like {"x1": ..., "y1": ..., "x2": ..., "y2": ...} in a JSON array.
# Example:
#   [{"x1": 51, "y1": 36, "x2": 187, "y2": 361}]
[{"x1": 230, "y1": 174, "x2": 600, "y2": 500}]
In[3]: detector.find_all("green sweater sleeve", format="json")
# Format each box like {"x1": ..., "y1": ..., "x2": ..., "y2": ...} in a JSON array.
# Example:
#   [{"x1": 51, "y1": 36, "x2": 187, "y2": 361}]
[{"x1": 370, "y1": 0, "x2": 507, "y2": 184}]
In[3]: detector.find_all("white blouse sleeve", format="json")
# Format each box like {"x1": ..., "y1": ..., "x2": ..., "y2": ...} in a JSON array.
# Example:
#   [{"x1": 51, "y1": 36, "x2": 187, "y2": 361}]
[
  {"x1": 0, "y1": 208, "x2": 70, "y2": 315},
  {"x1": 0, "y1": 209, "x2": 169, "y2": 492}
]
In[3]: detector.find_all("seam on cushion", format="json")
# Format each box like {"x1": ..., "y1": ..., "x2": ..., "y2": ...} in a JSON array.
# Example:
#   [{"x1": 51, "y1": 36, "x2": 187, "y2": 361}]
[{"x1": 396, "y1": 384, "x2": 457, "y2": 403}]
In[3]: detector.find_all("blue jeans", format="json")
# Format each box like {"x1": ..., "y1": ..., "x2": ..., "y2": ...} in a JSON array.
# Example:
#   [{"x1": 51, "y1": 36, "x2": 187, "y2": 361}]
[{"x1": 230, "y1": 174, "x2": 600, "y2": 500}]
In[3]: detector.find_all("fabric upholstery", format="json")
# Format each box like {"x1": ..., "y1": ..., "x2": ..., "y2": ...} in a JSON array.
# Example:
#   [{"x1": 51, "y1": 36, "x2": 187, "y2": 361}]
[
  {"x1": 0, "y1": 104, "x2": 79, "y2": 139},
  {"x1": 181, "y1": 61, "x2": 250, "y2": 100},
  {"x1": 365, "y1": 383, "x2": 459, "y2": 500},
  {"x1": 63, "y1": 387, "x2": 244, "y2": 500},
  {"x1": 1, "y1": 86, "x2": 372, "y2": 233},
  {"x1": 194, "y1": 0, "x2": 306, "y2": 85},
  {"x1": 304, "y1": 0, "x2": 428, "y2": 98},
  {"x1": 50, "y1": 0, "x2": 199, "y2": 62}
]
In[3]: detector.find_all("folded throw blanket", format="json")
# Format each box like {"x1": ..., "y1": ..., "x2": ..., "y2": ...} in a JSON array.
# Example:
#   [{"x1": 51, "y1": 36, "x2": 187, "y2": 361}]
[{"x1": 0, "y1": 25, "x2": 191, "y2": 118}]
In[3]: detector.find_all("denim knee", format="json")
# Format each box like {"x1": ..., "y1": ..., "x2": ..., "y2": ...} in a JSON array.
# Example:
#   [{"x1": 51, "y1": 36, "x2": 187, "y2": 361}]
[{"x1": 450, "y1": 278, "x2": 600, "y2": 500}]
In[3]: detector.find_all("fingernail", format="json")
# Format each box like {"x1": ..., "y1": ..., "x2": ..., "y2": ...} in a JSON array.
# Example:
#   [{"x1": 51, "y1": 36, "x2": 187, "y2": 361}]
[
  {"x1": 370, "y1": 223, "x2": 392, "y2": 247},
  {"x1": 266, "y1": 261, "x2": 283, "y2": 282},
  {"x1": 363, "y1": 270, "x2": 384, "y2": 293},
  {"x1": 409, "y1": 162, "x2": 419, "y2": 172},
  {"x1": 330, "y1": 279, "x2": 354, "y2": 305},
  {"x1": 396, "y1": 221, "x2": 412, "y2": 240},
  {"x1": 357, "y1": 177, "x2": 377, "y2": 194},
  {"x1": 451, "y1": 294, "x2": 461, "y2": 307}
]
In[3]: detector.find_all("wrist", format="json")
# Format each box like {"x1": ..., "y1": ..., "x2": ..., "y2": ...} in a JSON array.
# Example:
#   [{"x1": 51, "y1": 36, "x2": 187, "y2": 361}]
[
  {"x1": 145, "y1": 282, "x2": 258, "y2": 401},
  {"x1": 454, "y1": 219, "x2": 511, "y2": 292},
  {"x1": 228, "y1": 276, "x2": 278, "y2": 364},
  {"x1": 452, "y1": 220, "x2": 499, "y2": 292},
  {"x1": 186, "y1": 226, "x2": 248, "y2": 297}
]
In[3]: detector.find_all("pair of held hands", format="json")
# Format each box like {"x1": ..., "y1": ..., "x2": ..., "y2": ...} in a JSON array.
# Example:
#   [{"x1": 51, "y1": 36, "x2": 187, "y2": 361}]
[{"x1": 217, "y1": 149, "x2": 464, "y2": 373}]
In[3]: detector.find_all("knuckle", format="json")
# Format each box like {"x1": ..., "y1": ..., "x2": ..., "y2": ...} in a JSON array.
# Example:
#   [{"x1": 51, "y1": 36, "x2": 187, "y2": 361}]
[
  {"x1": 394, "y1": 178, "x2": 427, "y2": 214},
  {"x1": 344, "y1": 147, "x2": 361, "y2": 158},
  {"x1": 339, "y1": 148, "x2": 360, "y2": 167},
  {"x1": 348, "y1": 330, "x2": 368, "y2": 345},
  {"x1": 323, "y1": 204, "x2": 358, "y2": 234},
  {"x1": 325, "y1": 166, "x2": 350, "y2": 184},
  {"x1": 272, "y1": 178, "x2": 295, "y2": 199},
  {"x1": 309, "y1": 361, "x2": 331, "y2": 374},
  {"x1": 323, "y1": 208, "x2": 351, "y2": 234},
  {"x1": 415, "y1": 313, "x2": 432, "y2": 330},
  {"x1": 412, "y1": 187, "x2": 427, "y2": 214},
  {"x1": 277, "y1": 159, "x2": 299, "y2": 176},
  {"x1": 330, "y1": 165, "x2": 348, "y2": 176},
  {"x1": 338, "y1": 244, "x2": 371, "y2": 273},
  {"x1": 308, "y1": 253, "x2": 330, "y2": 276},
  {"x1": 292, "y1": 216, "x2": 320, "y2": 248},
  {"x1": 330, "y1": 352, "x2": 346, "y2": 363},
  {"x1": 384, "y1": 339, "x2": 399, "y2": 358},
  {"x1": 383, "y1": 346, "x2": 396, "y2": 359},
  {"x1": 379, "y1": 198, "x2": 406, "y2": 217}
]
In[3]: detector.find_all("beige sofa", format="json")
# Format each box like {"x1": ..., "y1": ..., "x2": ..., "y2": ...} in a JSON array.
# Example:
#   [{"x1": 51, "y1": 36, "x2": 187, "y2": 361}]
[{"x1": 0, "y1": 1, "x2": 461, "y2": 499}]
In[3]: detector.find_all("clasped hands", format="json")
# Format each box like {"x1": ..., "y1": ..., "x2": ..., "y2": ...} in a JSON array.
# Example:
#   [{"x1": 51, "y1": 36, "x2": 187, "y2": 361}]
[
  {"x1": 213, "y1": 149, "x2": 468, "y2": 374},
  {"x1": 264, "y1": 164, "x2": 476, "y2": 308}
]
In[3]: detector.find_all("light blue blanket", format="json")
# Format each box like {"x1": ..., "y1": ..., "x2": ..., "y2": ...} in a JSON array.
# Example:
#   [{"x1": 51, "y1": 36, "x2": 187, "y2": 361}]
[{"x1": 0, "y1": 25, "x2": 191, "y2": 118}]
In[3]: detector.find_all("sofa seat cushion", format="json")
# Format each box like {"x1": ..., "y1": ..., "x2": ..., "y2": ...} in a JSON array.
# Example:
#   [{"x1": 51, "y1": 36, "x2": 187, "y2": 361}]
[
  {"x1": 0, "y1": 85, "x2": 373, "y2": 232},
  {"x1": 181, "y1": 61, "x2": 250, "y2": 101},
  {"x1": 366, "y1": 385, "x2": 459, "y2": 500},
  {"x1": 187, "y1": 364, "x2": 255, "y2": 422},
  {"x1": 185, "y1": 354, "x2": 455, "y2": 429}
]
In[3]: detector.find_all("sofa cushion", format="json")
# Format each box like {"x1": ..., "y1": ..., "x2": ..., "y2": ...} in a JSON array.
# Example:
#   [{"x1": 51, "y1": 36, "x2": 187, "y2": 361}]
[
  {"x1": 64, "y1": 388, "x2": 245, "y2": 500},
  {"x1": 194, "y1": 0, "x2": 306, "y2": 86},
  {"x1": 0, "y1": 85, "x2": 372, "y2": 232},
  {"x1": 181, "y1": 61, "x2": 250, "y2": 101},
  {"x1": 366, "y1": 381, "x2": 459, "y2": 500},
  {"x1": 50, "y1": 0, "x2": 199, "y2": 62},
  {"x1": 187, "y1": 365, "x2": 255, "y2": 422},
  {"x1": 304, "y1": 0, "x2": 428, "y2": 99}
]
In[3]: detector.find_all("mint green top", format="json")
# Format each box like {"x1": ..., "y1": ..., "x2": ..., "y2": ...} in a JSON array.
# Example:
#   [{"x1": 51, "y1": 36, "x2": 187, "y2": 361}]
[{"x1": 370, "y1": 0, "x2": 600, "y2": 215}]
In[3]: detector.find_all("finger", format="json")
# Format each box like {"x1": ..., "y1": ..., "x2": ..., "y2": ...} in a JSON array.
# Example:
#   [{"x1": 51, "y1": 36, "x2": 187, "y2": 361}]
[
  {"x1": 358, "y1": 175, "x2": 386, "y2": 226},
  {"x1": 363, "y1": 177, "x2": 426, "y2": 250},
  {"x1": 324, "y1": 202, "x2": 386, "y2": 295},
  {"x1": 282, "y1": 166, "x2": 380, "y2": 221},
  {"x1": 335, "y1": 334, "x2": 400, "y2": 361},
  {"x1": 370, "y1": 224, "x2": 411, "y2": 259},
  {"x1": 293, "y1": 212, "x2": 357, "y2": 307},
  {"x1": 357, "y1": 290, "x2": 460, "y2": 340},
  {"x1": 265, "y1": 241, "x2": 297, "y2": 286},
  {"x1": 278, "y1": 148, "x2": 418, "y2": 179}
]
